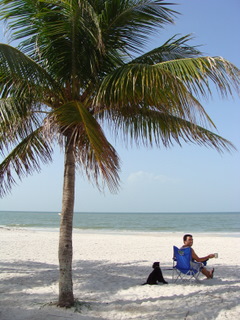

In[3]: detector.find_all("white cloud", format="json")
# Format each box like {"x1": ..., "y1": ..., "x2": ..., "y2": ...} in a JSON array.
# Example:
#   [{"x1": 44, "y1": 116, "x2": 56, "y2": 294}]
[{"x1": 127, "y1": 171, "x2": 178, "y2": 184}]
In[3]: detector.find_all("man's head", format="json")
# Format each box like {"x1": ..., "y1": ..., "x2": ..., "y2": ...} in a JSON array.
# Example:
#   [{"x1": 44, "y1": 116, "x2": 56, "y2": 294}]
[{"x1": 183, "y1": 234, "x2": 193, "y2": 246}]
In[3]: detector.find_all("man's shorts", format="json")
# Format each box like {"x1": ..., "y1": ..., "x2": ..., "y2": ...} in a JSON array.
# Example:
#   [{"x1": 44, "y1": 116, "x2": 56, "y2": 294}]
[{"x1": 190, "y1": 261, "x2": 203, "y2": 271}]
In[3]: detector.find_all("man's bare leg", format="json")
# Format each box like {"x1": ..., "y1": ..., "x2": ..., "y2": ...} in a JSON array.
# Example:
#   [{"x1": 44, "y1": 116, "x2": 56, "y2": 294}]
[{"x1": 201, "y1": 267, "x2": 214, "y2": 279}]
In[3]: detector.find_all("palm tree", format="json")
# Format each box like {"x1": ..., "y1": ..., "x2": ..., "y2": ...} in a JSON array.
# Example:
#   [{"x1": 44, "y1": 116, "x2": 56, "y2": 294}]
[{"x1": 0, "y1": 0, "x2": 239, "y2": 307}]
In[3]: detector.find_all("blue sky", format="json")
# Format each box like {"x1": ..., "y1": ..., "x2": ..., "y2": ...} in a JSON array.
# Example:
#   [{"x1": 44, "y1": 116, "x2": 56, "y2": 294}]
[{"x1": 0, "y1": 0, "x2": 239, "y2": 213}]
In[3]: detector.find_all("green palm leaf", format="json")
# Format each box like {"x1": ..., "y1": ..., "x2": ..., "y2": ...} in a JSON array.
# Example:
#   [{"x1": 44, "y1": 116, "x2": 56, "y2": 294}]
[
  {"x1": 0, "y1": 128, "x2": 53, "y2": 197},
  {"x1": 99, "y1": 0, "x2": 177, "y2": 55},
  {"x1": 52, "y1": 100, "x2": 120, "y2": 192},
  {"x1": 131, "y1": 34, "x2": 202, "y2": 64},
  {"x1": 0, "y1": 97, "x2": 45, "y2": 152},
  {"x1": 0, "y1": 43, "x2": 61, "y2": 97},
  {"x1": 102, "y1": 107, "x2": 235, "y2": 152},
  {"x1": 96, "y1": 63, "x2": 214, "y2": 126},
  {"x1": 158, "y1": 56, "x2": 240, "y2": 98}
]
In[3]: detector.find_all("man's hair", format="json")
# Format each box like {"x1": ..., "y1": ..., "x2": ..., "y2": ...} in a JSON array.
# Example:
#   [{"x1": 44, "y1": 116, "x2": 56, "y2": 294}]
[{"x1": 183, "y1": 234, "x2": 192, "y2": 242}]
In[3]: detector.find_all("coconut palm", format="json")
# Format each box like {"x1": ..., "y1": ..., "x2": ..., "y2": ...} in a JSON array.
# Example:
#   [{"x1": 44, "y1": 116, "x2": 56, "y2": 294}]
[{"x1": 0, "y1": 0, "x2": 239, "y2": 307}]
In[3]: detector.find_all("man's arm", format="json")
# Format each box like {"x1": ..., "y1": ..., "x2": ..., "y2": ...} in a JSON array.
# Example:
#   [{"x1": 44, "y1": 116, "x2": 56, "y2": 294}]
[{"x1": 191, "y1": 249, "x2": 215, "y2": 262}]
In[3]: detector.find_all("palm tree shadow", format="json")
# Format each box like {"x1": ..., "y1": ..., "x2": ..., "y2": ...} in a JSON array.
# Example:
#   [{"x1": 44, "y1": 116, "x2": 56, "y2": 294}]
[
  {"x1": 72, "y1": 260, "x2": 240, "y2": 319},
  {"x1": 73, "y1": 259, "x2": 150, "y2": 292},
  {"x1": 0, "y1": 260, "x2": 59, "y2": 304},
  {"x1": 1, "y1": 259, "x2": 239, "y2": 320},
  {"x1": 73, "y1": 259, "x2": 240, "y2": 291}
]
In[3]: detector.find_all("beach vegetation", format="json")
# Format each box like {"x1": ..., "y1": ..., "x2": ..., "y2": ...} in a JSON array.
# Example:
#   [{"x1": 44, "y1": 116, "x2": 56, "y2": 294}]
[{"x1": 0, "y1": 0, "x2": 239, "y2": 307}]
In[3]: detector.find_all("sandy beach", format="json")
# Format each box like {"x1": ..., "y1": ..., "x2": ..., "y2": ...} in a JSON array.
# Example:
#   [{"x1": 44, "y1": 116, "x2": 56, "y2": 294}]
[{"x1": 0, "y1": 228, "x2": 239, "y2": 320}]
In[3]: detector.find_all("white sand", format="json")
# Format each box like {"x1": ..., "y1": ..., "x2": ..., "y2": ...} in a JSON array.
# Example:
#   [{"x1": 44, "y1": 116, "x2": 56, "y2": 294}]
[{"x1": 0, "y1": 228, "x2": 239, "y2": 320}]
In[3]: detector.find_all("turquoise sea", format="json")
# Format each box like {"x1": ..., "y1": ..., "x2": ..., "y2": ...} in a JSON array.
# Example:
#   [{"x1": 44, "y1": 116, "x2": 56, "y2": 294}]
[{"x1": 0, "y1": 211, "x2": 239, "y2": 234}]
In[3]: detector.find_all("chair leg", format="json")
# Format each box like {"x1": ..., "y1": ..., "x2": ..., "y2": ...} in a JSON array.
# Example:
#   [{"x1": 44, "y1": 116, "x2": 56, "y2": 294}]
[{"x1": 172, "y1": 269, "x2": 201, "y2": 283}]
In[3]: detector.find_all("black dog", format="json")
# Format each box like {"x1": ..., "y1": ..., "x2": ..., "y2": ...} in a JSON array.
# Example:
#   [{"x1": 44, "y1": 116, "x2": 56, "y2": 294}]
[{"x1": 143, "y1": 262, "x2": 168, "y2": 285}]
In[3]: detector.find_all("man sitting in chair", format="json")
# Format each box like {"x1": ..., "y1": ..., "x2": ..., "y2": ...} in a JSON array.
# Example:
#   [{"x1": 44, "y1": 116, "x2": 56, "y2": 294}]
[{"x1": 181, "y1": 234, "x2": 215, "y2": 279}]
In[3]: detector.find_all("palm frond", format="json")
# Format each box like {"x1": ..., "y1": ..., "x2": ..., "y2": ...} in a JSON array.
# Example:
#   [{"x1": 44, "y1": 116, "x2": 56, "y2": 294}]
[
  {"x1": 0, "y1": 97, "x2": 45, "y2": 153},
  {"x1": 0, "y1": 128, "x2": 53, "y2": 197},
  {"x1": 131, "y1": 34, "x2": 202, "y2": 64},
  {"x1": 1, "y1": 0, "x2": 105, "y2": 83},
  {"x1": 0, "y1": 43, "x2": 62, "y2": 97},
  {"x1": 102, "y1": 107, "x2": 235, "y2": 153},
  {"x1": 97, "y1": 0, "x2": 177, "y2": 55},
  {"x1": 96, "y1": 56, "x2": 240, "y2": 130},
  {"x1": 52, "y1": 100, "x2": 120, "y2": 192},
  {"x1": 158, "y1": 56, "x2": 240, "y2": 98},
  {"x1": 26, "y1": 0, "x2": 104, "y2": 82},
  {"x1": 99, "y1": 0, "x2": 177, "y2": 55},
  {"x1": 0, "y1": 0, "x2": 40, "y2": 42},
  {"x1": 96, "y1": 62, "x2": 215, "y2": 128}
]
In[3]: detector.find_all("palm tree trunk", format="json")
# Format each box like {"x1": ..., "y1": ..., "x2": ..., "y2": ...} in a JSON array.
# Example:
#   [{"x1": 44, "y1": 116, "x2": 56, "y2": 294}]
[{"x1": 58, "y1": 135, "x2": 75, "y2": 307}]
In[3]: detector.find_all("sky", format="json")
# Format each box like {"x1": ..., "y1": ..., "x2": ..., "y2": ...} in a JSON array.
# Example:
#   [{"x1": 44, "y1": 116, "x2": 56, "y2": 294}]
[{"x1": 0, "y1": 0, "x2": 240, "y2": 213}]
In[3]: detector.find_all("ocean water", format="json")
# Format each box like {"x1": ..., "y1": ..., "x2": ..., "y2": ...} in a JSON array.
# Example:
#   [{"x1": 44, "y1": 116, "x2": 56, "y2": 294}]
[{"x1": 0, "y1": 211, "x2": 239, "y2": 234}]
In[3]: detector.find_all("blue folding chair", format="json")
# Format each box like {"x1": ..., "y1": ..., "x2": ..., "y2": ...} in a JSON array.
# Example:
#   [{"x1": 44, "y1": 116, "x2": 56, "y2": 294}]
[{"x1": 172, "y1": 246, "x2": 201, "y2": 282}]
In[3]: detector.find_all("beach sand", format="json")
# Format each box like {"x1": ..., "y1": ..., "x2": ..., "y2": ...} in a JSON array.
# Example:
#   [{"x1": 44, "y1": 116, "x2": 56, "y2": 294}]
[{"x1": 0, "y1": 228, "x2": 239, "y2": 320}]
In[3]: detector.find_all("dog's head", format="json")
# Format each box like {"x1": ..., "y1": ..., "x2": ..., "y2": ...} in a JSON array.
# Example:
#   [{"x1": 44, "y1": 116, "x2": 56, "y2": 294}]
[{"x1": 152, "y1": 261, "x2": 160, "y2": 268}]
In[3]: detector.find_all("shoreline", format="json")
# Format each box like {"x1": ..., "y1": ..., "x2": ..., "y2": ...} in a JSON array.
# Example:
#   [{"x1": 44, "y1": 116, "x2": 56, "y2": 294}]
[{"x1": 1, "y1": 225, "x2": 240, "y2": 238}]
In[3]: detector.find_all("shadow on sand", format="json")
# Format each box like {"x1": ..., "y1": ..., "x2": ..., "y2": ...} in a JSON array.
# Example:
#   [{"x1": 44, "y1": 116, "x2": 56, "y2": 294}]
[{"x1": 0, "y1": 259, "x2": 239, "y2": 319}]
